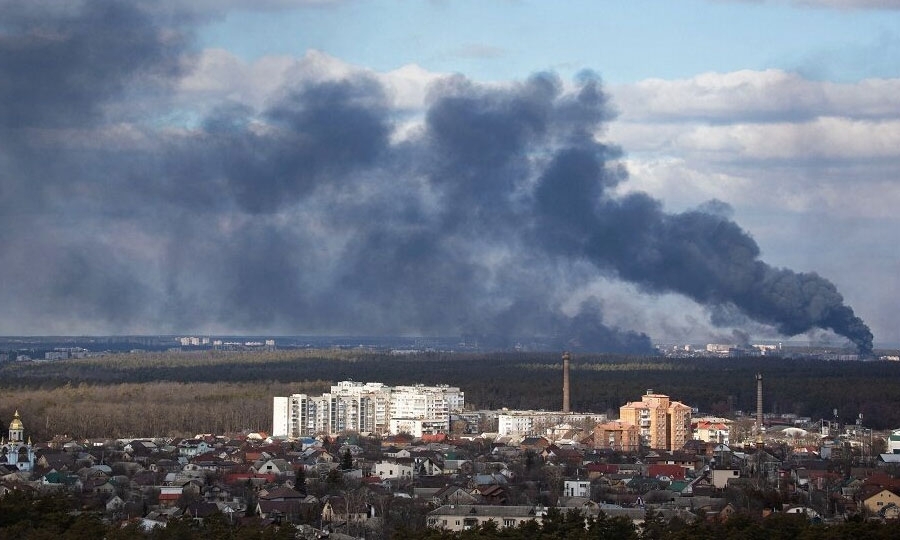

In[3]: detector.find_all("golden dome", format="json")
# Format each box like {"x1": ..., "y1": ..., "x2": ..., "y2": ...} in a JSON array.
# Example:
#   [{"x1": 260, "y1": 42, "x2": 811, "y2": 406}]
[{"x1": 9, "y1": 410, "x2": 23, "y2": 431}]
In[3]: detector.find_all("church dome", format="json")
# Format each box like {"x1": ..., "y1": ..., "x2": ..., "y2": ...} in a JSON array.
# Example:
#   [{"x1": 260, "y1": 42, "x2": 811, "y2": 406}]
[{"x1": 9, "y1": 410, "x2": 23, "y2": 430}]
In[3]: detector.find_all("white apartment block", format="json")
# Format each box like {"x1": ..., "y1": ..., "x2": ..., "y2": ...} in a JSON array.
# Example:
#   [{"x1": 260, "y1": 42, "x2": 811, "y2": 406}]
[
  {"x1": 272, "y1": 381, "x2": 464, "y2": 438},
  {"x1": 496, "y1": 410, "x2": 607, "y2": 437},
  {"x1": 389, "y1": 418, "x2": 450, "y2": 438}
]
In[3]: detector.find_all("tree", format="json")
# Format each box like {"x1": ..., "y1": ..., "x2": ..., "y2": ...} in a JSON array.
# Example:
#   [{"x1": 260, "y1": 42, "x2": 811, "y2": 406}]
[
  {"x1": 341, "y1": 448, "x2": 353, "y2": 471},
  {"x1": 295, "y1": 466, "x2": 307, "y2": 496},
  {"x1": 326, "y1": 468, "x2": 344, "y2": 489}
]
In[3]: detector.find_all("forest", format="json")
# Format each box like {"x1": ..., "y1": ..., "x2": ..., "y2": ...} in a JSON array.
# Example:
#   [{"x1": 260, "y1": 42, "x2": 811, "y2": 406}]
[{"x1": 1, "y1": 349, "x2": 900, "y2": 440}]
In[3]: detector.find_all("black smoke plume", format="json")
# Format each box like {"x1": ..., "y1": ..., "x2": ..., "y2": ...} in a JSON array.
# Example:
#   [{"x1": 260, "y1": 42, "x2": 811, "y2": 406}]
[{"x1": 0, "y1": 2, "x2": 873, "y2": 354}]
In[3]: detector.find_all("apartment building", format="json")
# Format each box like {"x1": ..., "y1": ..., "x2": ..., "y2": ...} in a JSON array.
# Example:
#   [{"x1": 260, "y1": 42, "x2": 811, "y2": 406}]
[
  {"x1": 272, "y1": 381, "x2": 464, "y2": 438},
  {"x1": 593, "y1": 419, "x2": 640, "y2": 452},
  {"x1": 496, "y1": 410, "x2": 607, "y2": 437},
  {"x1": 618, "y1": 390, "x2": 692, "y2": 451}
]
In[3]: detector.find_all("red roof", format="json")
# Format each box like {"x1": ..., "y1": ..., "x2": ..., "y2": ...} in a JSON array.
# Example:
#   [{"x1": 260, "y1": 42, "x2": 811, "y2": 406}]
[
  {"x1": 649, "y1": 464, "x2": 686, "y2": 480},
  {"x1": 587, "y1": 463, "x2": 619, "y2": 474},
  {"x1": 225, "y1": 473, "x2": 276, "y2": 483}
]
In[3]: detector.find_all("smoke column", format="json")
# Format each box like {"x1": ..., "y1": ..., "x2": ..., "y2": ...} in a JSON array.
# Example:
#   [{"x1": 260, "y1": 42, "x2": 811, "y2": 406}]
[{"x1": 0, "y1": 3, "x2": 874, "y2": 354}]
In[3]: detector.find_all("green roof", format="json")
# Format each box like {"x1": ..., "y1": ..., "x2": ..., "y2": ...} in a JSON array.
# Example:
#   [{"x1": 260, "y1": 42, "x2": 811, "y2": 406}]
[{"x1": 668, "y1": 481, "x2": 689, "y2": 492}]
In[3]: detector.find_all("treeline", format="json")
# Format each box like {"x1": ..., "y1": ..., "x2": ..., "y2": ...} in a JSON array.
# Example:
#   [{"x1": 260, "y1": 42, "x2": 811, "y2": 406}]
[
  {"x1": 0, "y1": 381, "x2": 328, "y2": 440},
  {"x1": 406, "y1": 509, "x2": 900, "y2": 540},
  {"x1": 1, "y1": 490, "x2": 897, "y2": 540},
  {"x1": 2, "y1": 350, "x2": 900, "y2": 439}
]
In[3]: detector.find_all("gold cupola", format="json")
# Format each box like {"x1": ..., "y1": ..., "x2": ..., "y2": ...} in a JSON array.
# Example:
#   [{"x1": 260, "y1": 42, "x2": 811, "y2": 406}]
[{"x1": 9, "y1": 410, "x2": 23, "y2": 431}]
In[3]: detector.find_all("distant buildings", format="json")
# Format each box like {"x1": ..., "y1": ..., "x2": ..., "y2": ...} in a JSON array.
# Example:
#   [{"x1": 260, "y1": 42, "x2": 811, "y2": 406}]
[
  {"x1": 272, "y1": 381, "x2": 464, "y2": 438},
  {"x1": 177, "y1": 337, "x2": 275, "y2": 350}
]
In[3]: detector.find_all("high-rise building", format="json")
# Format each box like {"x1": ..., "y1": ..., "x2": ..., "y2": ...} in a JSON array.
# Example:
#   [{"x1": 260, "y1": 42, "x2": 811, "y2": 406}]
[
  {"x1": 272, "y1": 381, "x2": 464, "y2": 438},
  {"x1": 618, "y1": 390, "x2": 692, "y2": 451}
]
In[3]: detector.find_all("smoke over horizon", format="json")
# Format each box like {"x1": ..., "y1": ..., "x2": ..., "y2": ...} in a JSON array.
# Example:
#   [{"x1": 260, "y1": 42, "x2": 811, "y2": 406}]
[{"x1": 0, "y1": 2, "x2": 873, "y2": 354}]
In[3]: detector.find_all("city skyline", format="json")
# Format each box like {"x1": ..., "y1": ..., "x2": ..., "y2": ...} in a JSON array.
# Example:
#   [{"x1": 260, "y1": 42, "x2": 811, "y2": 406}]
[{"x1": 0, "y1": 1, "x2": 897, "y2": 349}]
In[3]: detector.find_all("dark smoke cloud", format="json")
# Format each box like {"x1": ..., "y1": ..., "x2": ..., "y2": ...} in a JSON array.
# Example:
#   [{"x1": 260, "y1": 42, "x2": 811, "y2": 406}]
[
  {"x1": 0, "y1": 3, "x2": 873, "y2": 354},
  {"x1": 0, "y1": 1, "x2": 187, "y2": 130}
]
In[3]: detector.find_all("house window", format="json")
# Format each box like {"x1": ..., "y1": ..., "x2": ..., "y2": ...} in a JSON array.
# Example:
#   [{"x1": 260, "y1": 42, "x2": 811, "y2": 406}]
[{"x1": 504, "y1": 519, "x2": 516, "y2": 527}]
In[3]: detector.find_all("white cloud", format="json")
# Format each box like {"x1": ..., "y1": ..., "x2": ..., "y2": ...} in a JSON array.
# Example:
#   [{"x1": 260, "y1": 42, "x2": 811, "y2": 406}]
[
  {"x1": 176, "y1": 48, "x2": 444, "y2": 115},
  {"x1": 675, "y1": 117, "x2": 900, "y2": 161},
  {"x1": 177, "y1": 48, "x2": 297, "y2": 111},
  {"x1": 608, "y1": 70, "x2": 900, "y2": 218},
  {"x1": 612, "y1": 69, "x2": 900, "y2": 122}
]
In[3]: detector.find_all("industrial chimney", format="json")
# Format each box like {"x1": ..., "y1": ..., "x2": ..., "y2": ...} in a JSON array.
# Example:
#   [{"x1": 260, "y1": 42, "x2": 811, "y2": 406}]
[
  {"x1": 562, "y1": 351, "x2": 571, "y2": 413},
  {"x1": 756, "y1": 372, "x2": 763, "y2": 435}
]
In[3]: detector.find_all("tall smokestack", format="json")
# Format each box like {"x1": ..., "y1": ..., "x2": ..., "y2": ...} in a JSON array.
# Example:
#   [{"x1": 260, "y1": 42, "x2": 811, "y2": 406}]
[
  {"x1": 756, "y1": 372, "x2": 763, "y2": 435},
  {"x1": 562, "y1": 351, "x2": 571, "y2": 413}
]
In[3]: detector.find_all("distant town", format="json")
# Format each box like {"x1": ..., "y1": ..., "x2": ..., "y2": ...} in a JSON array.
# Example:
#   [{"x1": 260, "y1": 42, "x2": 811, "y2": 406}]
[
  {"x1": 2, "y1": 346, "x2": 900, "y2": 538},
  {"x1": 1, "y1": 335, "x2": 897, "y2": 363}
]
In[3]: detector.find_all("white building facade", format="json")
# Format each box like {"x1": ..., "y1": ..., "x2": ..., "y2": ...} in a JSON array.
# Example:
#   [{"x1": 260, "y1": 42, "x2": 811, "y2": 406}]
[
  {"x1": 273, "y1": 381, "x2": 464, "y2": 438},
  {"x1": 496, "y1": 410, "x2": 607, "y2": 437}
]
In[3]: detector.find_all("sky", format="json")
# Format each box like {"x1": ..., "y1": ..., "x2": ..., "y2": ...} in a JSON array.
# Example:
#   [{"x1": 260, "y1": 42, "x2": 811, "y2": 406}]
[{"x1": 1, "y1": 0, "x2": 898, "y2": 351}]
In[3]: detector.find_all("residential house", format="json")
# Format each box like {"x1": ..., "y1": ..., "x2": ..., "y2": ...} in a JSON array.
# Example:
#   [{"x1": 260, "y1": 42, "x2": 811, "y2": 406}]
[
  {"x1": 414, "y1": 455, "x2": 445, "y2": 476},
  {"x1": 255, "y1": 486, "x2": 315, "y2": 522},
  {"x1": 320, "y1": 495, "x2": 374, "y2": 525},
  {"x1": 373, "y1": 460, "x2": 414, "y2": 480},
  {"x1": 711, "y1": 469, "x2": 741, "y2": 489},
  {"x1": 520, "y1": 436, "x2": 551, "y2": 451},
  {"x1": 564, "y1": 479, "x2": 591, "y2": 498},
  {"x1": 648, "y1": 464, "x2": 686, "y2": 481},
  {"x1": 433, "y1": 485, "x2": 478, "y2": 506},
  {"x1": 106, "y1": 495, "x2": 126, "y2": 513},
  {"x1": 158, "y1": 486, "x2": 183, "y2": 507},
  {"x1": 474, "y1": 484, "x2": 507, "y2": 505},
  {"x1": 177, "y1": 440, "x2": 212, "y2": 458},
  {"x1": 586, "y1": 463, "x2": 619, "y2": 480},
  {"x1": 863, "y1": 488, "x2": 900, "y2": 514},
  {"x1": 692, "y1": 419, "x2": 731, "y2": 445},
  {"x1": 253, "y1": 458, "x2": 292, "y2": 476}
]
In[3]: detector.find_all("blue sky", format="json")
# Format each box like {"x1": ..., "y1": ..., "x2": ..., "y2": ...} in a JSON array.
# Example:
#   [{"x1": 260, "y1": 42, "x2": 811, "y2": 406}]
[{"x1": 1, "y1": 0, "x2": 898, "y2": 349}]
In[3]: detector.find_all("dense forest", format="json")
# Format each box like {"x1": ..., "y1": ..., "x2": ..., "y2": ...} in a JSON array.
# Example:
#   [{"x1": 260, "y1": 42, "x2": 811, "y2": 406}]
[{"x1": 1, "y1": 349, "x2": 900, "y2": 440}]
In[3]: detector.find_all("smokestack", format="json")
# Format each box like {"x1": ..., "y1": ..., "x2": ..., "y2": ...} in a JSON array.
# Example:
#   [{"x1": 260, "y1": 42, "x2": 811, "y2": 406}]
[
  {"x1": 562, "y1": 351, "x2": 571, "y2": 413},
  {"x1": 756, "y1": 372, "x2": 763, "y2": 435}
]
